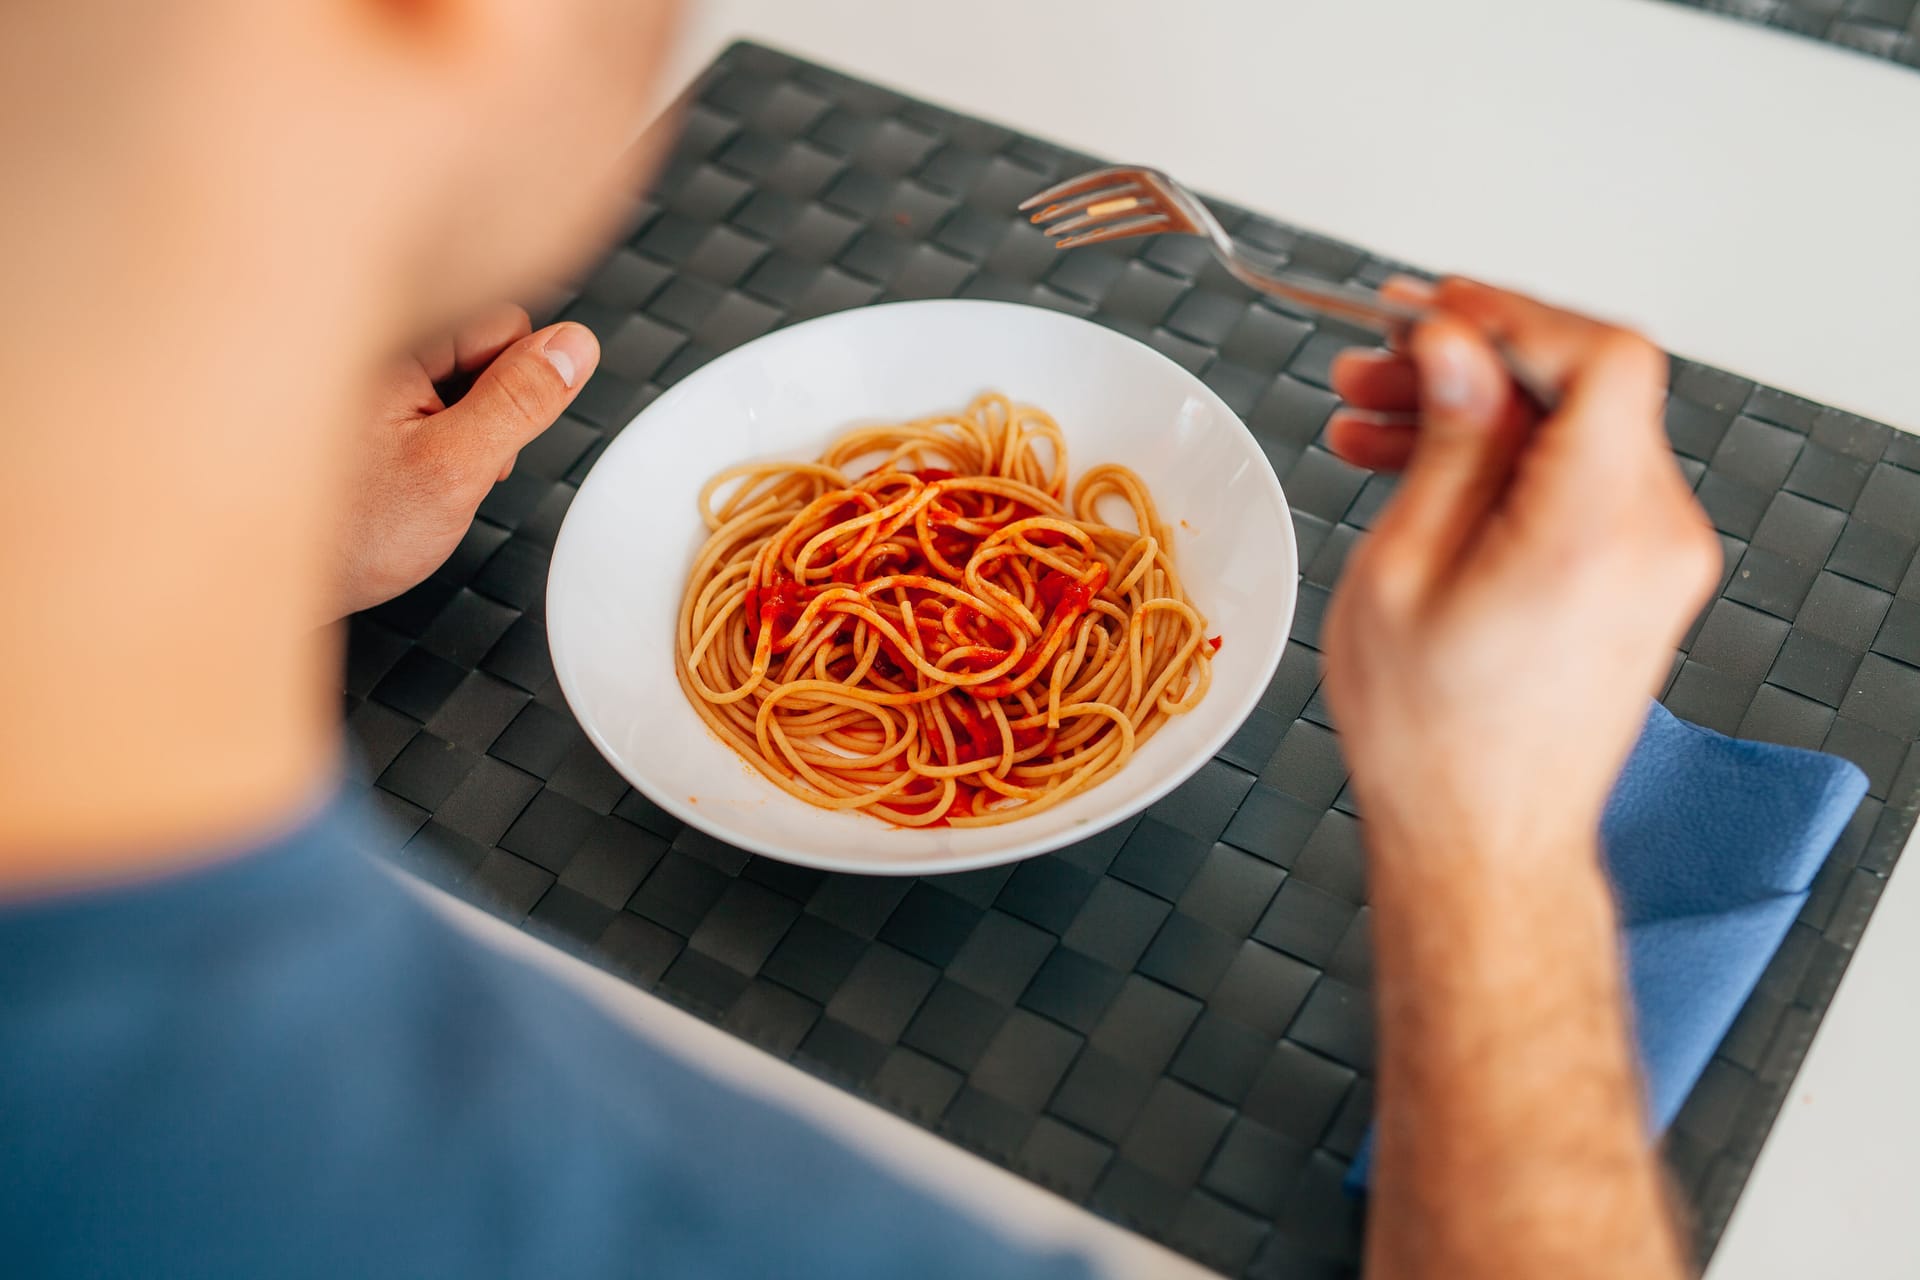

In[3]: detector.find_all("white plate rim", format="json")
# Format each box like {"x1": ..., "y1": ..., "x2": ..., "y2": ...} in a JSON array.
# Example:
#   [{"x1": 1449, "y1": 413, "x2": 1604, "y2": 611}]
[{"x1": 547, "y1": 298, "x2": 1298, "y2": 875}]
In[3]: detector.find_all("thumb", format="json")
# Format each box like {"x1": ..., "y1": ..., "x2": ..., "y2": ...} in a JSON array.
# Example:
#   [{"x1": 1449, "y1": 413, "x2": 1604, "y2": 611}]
[
  {"x1": 430, "y1": 321, "x2": 599, "y2": 474},
  {"x1": 1371, "y1": 315, "x2": 1520, "y2": 586}
]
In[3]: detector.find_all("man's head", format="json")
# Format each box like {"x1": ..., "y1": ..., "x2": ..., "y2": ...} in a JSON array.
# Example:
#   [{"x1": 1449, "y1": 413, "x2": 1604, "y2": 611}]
[
  {"x1": 0, "y1": 0, "x2": 685, "y2": 871},
  {"x1": 1, "y1": 0, "x2": 680, "y2": 348}
]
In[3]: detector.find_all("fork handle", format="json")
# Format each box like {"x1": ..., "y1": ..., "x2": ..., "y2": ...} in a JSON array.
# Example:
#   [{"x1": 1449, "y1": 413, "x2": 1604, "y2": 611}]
[{"x1": 1222, "y1": 261, "x2": 1562, "y2": 413}]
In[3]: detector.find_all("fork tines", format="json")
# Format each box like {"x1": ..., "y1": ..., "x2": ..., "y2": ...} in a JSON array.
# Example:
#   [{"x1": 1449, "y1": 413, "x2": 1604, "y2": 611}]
[{"x1": 1019, "y1": 166, "x2": 1176, "y2": 249}]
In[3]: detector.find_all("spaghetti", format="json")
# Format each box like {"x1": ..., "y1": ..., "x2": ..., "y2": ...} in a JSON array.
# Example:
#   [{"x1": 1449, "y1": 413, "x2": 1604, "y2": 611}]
[{"x1": 675, "y1": 393, "x2": 1216, "y2": 828}]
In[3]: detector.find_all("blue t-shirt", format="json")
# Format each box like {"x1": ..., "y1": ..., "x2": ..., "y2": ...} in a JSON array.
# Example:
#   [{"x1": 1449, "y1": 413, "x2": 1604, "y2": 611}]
[{"x1": 0, "y1": 797, "x2": 1096, "y2": 1278}]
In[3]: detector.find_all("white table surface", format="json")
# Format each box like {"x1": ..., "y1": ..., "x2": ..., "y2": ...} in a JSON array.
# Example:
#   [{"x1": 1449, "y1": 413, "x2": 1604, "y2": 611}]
[{"x1": 447, "y1": 1, "x2": 1920, "y2": 1275}]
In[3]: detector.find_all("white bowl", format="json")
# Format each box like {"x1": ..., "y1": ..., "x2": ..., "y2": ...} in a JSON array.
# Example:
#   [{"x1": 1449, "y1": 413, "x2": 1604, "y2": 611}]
[{"x1": 547, "y1": 300, "x2": 1296, "y2": 875}]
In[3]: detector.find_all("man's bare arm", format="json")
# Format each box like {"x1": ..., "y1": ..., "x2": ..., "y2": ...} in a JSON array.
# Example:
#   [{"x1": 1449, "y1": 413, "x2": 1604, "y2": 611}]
[
  {"x1": 1323, "y1": 280, "x2": 1717, "y2": 1278},
  {"x1": 1366, "y1": 835, "x2": 1681, "y2": 1278}
]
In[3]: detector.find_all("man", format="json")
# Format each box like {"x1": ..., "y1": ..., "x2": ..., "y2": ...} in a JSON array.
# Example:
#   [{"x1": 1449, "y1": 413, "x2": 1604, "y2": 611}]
[{"x1": 0, "y1": 1, "x2": 1714, "y2": 1276}]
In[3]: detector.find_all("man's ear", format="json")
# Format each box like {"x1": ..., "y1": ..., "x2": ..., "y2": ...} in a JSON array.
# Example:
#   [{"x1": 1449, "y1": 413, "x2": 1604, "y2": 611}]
[
  {"x1": 354, "y1": 0, "x2": 460, "y2": 37},
  {"x1": 342, "y1": 0, "x2": 511, "y2": 63}
]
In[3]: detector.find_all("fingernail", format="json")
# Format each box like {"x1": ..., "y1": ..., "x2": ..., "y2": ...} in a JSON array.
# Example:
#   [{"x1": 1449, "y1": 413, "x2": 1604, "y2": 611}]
[
  {"x1": 1422, "y1": 327, "x2": 1479, "y2": 411},
  {"x1": 541, "y1": 323, "x2": 599, "y2": 389},
  {"x1": 1382, "y1": 275, "x2": 1436, "y2": 304}
]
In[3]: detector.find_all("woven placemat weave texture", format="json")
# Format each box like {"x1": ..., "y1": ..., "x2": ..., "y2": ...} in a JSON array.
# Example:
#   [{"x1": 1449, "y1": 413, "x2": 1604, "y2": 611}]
[
  {"x1": 1656, "y1": 0, "x2": 1920, "y2": 67},
  {"x1": 343, "y1": 42, "x2": 1920, "y2": 1279}
]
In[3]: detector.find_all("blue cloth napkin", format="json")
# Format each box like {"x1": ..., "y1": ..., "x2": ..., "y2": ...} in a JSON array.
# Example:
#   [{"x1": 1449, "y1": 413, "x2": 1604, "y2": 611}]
[{"x1": 1345, "y1": 700, "x2": 1867, "y2": 1191}]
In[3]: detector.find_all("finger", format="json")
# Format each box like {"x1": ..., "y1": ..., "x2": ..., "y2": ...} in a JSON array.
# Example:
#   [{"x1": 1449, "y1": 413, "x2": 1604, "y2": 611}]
[
  {"x1": 411, "y1": 302, "x2": 534, "y2": 386},
  {"x1": 1331, "y1": 350, "x2": 1420, "y2": 412},
  {"x1": 1507, "y1": 331, "x2": 1670, "y2": 530},
  {"x1": 1327, "y1": 411, "x2": 1419, "y2": 472},
  {"x1": 427, "y1": 322, "x2": 599, "y2": 479},
  {"x1": 1490, "y1": 332, "x2": 1709, "y2": 633},
  {"x1": 412, "y1": 334, "x2": 458, "y2": 385},
  {"x1": 1381, "y1": 276, "x2": 1435, "y2": 306},
  {"x1": 1367, "y1": 315, "x2": 1517, "y2": 585},
  {"x1": 1428, "y1": 278, "x2": 1620, "y2": 396},
  {"x1": 1380, "y1": 277, "x2": 1435, "y2": 354},
  {"x1": 371, "y1": 353, "x2": 445, "y2": 419},
  {"x1": 452, "y1": 302, "x2": 533, "y2": 375}
]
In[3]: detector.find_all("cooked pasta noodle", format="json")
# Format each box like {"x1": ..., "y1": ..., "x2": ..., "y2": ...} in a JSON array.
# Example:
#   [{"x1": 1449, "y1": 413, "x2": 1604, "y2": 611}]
[{"x1": 675, "y1": 393, "x2": 1215, "y2": 828}]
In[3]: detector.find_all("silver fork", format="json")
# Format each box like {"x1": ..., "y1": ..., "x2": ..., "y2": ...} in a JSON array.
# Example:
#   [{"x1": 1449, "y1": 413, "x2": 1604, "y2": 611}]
[{"x1": 1020, "y1": 165, "x2": 1558, "y2": 410}]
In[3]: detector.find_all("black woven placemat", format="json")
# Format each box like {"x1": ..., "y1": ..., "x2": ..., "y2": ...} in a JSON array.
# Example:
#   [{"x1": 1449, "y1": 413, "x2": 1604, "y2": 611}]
[
  {"x1": 342, "y1": 41, "x2": 1920, "y2": 1279},
  {"x1": 1655, "y1": 0, "x2": 1920, "y2": 67}
]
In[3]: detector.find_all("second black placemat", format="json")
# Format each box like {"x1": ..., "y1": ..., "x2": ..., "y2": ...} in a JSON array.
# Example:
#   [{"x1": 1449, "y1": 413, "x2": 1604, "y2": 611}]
[
  {"x1": 344, "y1": 41, "x2": 1920, "y2": 1279},
  {"x1": 1654, "y1": 0, "x2": 1920, "y2": 67}
]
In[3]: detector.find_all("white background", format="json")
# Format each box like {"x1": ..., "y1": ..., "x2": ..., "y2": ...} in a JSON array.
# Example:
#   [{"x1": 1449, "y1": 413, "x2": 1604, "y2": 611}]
[{"x1": 460, "y1": 2, "x2": 1920, "y2": 1276}]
